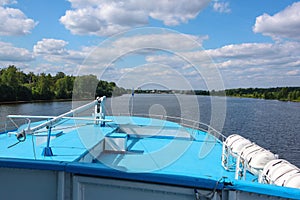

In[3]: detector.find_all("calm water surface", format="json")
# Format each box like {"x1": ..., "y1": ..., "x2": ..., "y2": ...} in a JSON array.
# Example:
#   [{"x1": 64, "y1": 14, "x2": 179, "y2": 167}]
[{"x1": 0, "y1": 94, "x2": 299, "y2": 167}]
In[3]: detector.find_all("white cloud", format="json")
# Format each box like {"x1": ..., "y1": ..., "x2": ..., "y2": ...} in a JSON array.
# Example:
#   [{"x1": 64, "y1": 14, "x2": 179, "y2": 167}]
[
  {"x1": 206, "y1": 42, "x2": 300, "y2": 64},
  {"x1": 34, "y1": 38, "x2": 69, "y2": 55},
  {"x1": 0, "y1": 41, "x2": 34, "y2": 62},
  {"x1": 145, "y1": 41, "x2": 300, "y2": 88},
  {"x1": 207, "y1": 42, "x2": 300, "y2": 87},
  {"x1": 213, "y1": 2, "x2": 231, "y2": 13},
  {"x1": 60, "y1": 6, "x2": 147, "y2": 36},
  {"x1": 206, "y1": 43, "x2": 274, "y2": 58},
  {"x1": 33, "y1": 38, "x2": 92, "y2": 67},
  {"x1": 67, "y1": 31, "x2": 208, "y2": 71},
  {"x1": 148, "y1": 0, "x2": 210, "y2": 26},
  {"x1": 0, "y1": 3, "x2": 37, "y2": 36},
  {"x1": 115, "y1": 64, "x2": 196, "y2": 90},
  {"x1": 253, "y1": 2, "x2": 300, "y2": 41},
  {"x1": 32, "y1": 32, "x2": 300, "y2": 89},
  {"x1": 245, "y1": 67, "x2": 265, "y2": 73},
  {"x1": 60, "y1": 0, "x2": 210, "y2": 36},
  {"x1": 0, "y1": 0, "x2": 16, "y2": 6},
  {"x1": 66, "y1": 30, "x2": 219, "y2": 89},
  {"x1": 286, "y1": 69, "x2": 299, "y2": 76},
  {"x1": 111, "y1": 33, "x2": 206, "y2": 52}
]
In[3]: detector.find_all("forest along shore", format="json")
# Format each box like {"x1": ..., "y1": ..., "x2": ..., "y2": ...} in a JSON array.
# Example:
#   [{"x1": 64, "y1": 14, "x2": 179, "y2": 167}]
[
  {"x1": 1, "y1": 65, "x2": 299, "y2": 103},
  {"x1": 0, "y1": 65, "x2": 126, "y2": 102},
  {"x1": 135, "y1": 87, "x2": 300, "y2": 102},
  {"x1": 0, "y1": 98, "x2": 73, "y2": 105},
  {"x1": 213, "y1": 87, "x2": 300, "y2": 102}
]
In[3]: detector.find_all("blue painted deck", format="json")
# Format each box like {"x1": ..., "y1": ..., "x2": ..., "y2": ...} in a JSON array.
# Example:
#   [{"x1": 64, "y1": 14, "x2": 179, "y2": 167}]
[{"x1": 0, "y1": 116, "x2": 299, "y2": 199}]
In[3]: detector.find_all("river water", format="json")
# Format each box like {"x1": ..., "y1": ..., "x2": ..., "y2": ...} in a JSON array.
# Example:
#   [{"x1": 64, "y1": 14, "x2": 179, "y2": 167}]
[{"x1": 0, "y1": 94, "x2": 299, "y2": 167}]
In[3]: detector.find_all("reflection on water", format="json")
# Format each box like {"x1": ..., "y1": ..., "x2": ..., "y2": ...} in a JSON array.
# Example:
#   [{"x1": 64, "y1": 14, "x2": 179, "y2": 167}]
[{"x1": 0, "y1": 94, "x2": 299, "y2": 167}]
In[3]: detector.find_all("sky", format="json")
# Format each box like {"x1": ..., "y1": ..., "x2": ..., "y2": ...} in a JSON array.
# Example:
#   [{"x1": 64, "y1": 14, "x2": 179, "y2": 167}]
[{"x1": 0, "y1": 0, "x2": 300, "y2": 90}]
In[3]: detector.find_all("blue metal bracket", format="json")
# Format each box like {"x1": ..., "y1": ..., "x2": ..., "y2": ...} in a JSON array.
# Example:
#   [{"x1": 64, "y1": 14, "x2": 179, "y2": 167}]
[
  {"x1": 42, "y1": 126, "x2": 53, "y2": 156},
  {"x1": 42, "y1": 147, "x2": 53, "y2": 156}
]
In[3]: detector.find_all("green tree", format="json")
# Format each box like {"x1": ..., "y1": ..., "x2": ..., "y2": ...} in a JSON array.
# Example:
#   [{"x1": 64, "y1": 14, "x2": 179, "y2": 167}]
[
  {"x1": 16, "y1": 85, "x2": 32, "y2": 101},
  {"x1": 54, "y1": 76, "x2": 74, "y2": 99},
  {"x1": 0, "y1": 66, "x2": 126, "y2": 102},
  {"x1": 32, "y1": 73, "x2": 54, "y2": 100},
  {"x1": 277, "y1": 87, "x2": 288, "y2": 100},
  {"x1": 1, "y1": 65, "x2": 19, "y2": 89},
  {"x1": 28, "y1": 72, "x2": 38, "y2": 84},
  {"x1": 73, "y1": 75, "x2": 99, "y2": 99},
  {"x1": 0, "y1": 84, "x2": 14, "y2": 101},
  {"x1": 54, "y1": 72, "x2": 66, "y2": 82}
]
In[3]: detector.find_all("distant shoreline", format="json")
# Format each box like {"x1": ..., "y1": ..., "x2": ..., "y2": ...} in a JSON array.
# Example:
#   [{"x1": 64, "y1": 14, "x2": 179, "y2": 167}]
[
  {"x1": 2, "y1": 86, "x2": 300, "y2": 105},
  {"x1": 0, "y1": 99, "x2": 73, "y2": 105},
  {"x1": 134, "y1": 87, "x2": 300, "y2": 102},
  {"x1": 224, "y1": 95, "x2": 300, "y2": 103}
]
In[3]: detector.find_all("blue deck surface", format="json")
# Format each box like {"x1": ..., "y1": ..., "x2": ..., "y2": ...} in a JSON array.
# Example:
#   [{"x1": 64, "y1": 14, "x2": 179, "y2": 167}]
[
  {"x1": 0, "y1": 120, "x2": 115, "y2": 161},
  {"x1": 0, "y1": 116, "x2": 299, "y2": 199}
]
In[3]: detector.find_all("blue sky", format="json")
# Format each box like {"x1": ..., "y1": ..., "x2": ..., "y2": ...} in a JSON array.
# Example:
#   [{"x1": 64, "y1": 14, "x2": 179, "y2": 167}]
[{"x1": 0, "y1": 0, "x2": 300, "y2": 90}]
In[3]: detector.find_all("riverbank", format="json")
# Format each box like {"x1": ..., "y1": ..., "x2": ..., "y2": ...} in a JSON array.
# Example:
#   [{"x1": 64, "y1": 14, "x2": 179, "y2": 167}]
[
  {"x1": 0, "y1": 66, "x2": 127, "y2": 103},
  {"x1": 134, "y1": 87, "x2": 300, "y2": 103},
  {"x1": 0, "y1": 99, "x2": 73, "y2": 105},
  {"x1": 224, "y1": 95, "x2": 300, "y2": 103},
  {"x1": 221, "y1": 87, "x2": 300, "y2": 102},
  {"x1": 1, "y1": 92, "x2": 300, "y2": 105}
]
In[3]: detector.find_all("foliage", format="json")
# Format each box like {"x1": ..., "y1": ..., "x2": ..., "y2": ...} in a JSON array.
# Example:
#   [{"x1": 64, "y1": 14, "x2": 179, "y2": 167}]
[
  {"x1": 0, "y1": 65, "x2": 125, "y2": 102},
  {"x1": 223, "y1": 87, "x2": 300, "y2": 102},
  {"x1": 73, "y1": 74, "x2": 99, "y2": 99},
  {"x1": 1, "y1": 65, "x2": 298, "y2": 103}
]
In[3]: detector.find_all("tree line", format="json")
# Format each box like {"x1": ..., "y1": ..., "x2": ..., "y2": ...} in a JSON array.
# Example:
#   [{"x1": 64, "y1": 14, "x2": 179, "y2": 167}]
[
  {"x1": 136, "y1": 87, "x2": 300, "y2": 102},
  {"x1": 0, "y1": 65, "x2": 126, "y2": 102},
  {"x1": 1, "y1": 65, "x2": 299, "y2": 103},
  {"x1": 213, "y1": 87, "x2": 300, "y2": 102}
]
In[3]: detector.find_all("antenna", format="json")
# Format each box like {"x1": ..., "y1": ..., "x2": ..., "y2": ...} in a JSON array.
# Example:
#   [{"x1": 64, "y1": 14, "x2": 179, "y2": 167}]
[{"x1": 131, "y1": 87, "x2": 134, "y2": 116}]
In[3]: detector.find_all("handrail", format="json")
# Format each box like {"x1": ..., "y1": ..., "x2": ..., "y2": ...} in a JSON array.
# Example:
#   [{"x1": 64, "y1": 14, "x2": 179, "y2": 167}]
[
  {"x1": 115, "y1": 113, "x2": 226, "y2": 141},
  {"x1": 6, "y1": 97, "x2": 106, "y2": 141},
  {"x1": 0, "y1": 118, "x2": 27, "y2": 134}
]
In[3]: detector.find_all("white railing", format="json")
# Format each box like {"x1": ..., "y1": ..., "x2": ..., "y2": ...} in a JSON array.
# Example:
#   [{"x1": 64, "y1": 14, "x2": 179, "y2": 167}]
[
  {"x1": 0, "y1": 117, "x2": 28, "y2": 134},
  {"x1": 114, "y1": 113, "x2": 226, "y2": 141}
]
